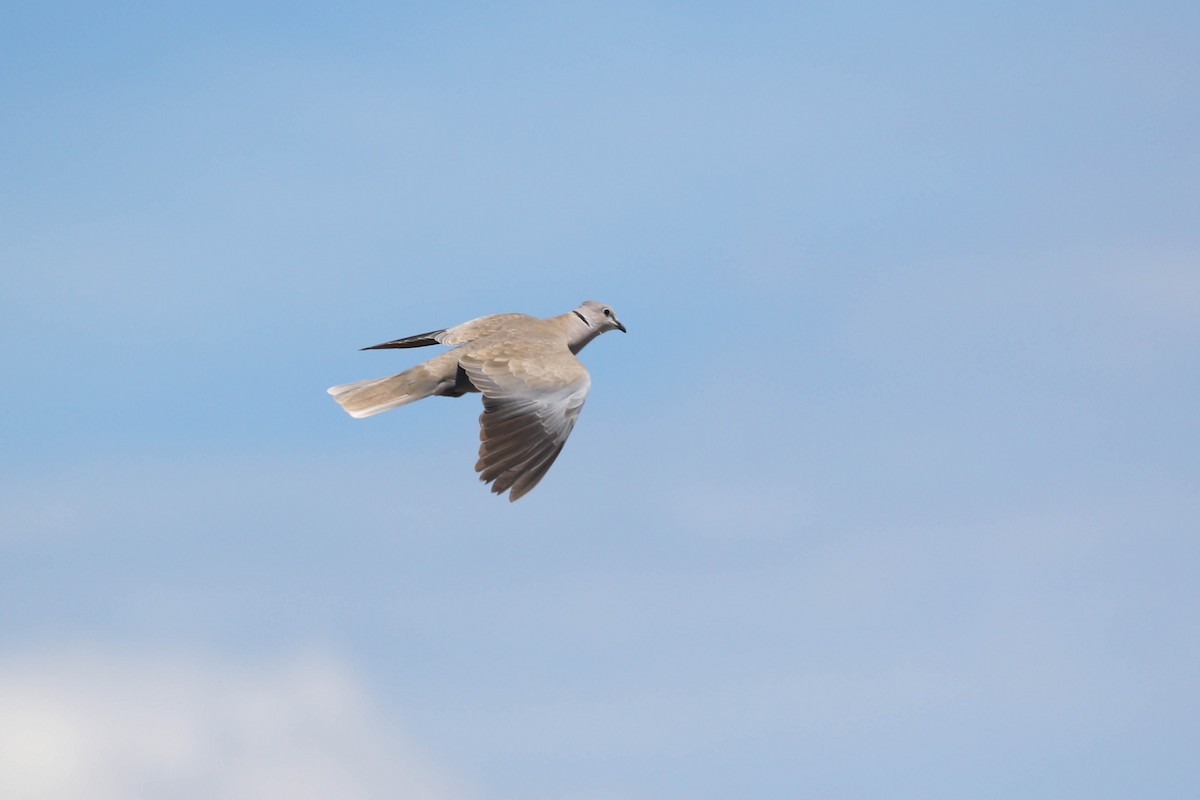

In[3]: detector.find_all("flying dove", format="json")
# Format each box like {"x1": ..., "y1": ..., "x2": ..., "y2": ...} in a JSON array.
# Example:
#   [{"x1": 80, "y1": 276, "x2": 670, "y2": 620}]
[{"x1": 328, "y1": 300, "x2": 626, "y2": 501}]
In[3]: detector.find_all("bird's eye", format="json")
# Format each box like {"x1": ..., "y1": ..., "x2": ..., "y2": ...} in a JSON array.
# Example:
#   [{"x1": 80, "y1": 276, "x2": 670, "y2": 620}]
[{"x1": 603, "y1": 308, "x2": 612, "y2": 317}]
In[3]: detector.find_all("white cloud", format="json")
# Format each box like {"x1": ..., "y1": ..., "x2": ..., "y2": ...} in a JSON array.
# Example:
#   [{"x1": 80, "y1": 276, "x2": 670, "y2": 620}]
[{"x1": 0, "y1": 647, "x2": 467, "y2": 800}]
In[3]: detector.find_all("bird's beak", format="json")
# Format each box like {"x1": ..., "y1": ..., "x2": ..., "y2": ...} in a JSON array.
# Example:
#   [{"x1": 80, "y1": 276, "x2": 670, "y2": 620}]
[{"x1": 615, "y1": 319, "x2": 627, "y2": 333}]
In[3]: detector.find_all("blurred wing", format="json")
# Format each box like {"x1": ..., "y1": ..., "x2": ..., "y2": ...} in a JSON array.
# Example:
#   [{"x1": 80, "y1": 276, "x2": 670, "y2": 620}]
[{"x1": 459, "y1": 339, "x2": 590, "y2": 501}]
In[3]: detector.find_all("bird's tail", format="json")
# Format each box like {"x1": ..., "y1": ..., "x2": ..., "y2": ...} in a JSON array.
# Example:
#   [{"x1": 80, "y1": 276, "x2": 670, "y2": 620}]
[{"x1": 327, "y1": 357, "x2": 457, "y2": 419}]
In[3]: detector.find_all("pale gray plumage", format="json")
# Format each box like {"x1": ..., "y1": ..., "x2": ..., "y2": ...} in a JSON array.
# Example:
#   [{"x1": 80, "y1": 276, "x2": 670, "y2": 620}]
[{"x1": 328, "y1": 300, "x2": 626, "y2": 501}]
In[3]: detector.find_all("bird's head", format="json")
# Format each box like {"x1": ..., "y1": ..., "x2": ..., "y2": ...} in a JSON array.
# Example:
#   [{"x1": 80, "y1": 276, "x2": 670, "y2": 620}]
[{"x1": 576, "y1": 300, "x2": 627, "y2": 334}]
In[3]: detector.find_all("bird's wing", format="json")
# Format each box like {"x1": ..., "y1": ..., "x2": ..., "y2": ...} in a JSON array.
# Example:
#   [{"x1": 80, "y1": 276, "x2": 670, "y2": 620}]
[
  {"x1": 361, "y1": 313, "x2": 536, "y2": 350},
  {"x1": 458, "y1": 335, "x2": 591, "y2": 501},
  {"x1": 442, "y1": 313, "x2": 538, "y2": 344}
]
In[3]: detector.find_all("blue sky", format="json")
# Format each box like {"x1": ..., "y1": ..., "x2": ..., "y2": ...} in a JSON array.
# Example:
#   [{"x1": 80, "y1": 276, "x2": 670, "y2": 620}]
[{"x1": 3, "y1": 2, "x2": 1199, "y2": 798}]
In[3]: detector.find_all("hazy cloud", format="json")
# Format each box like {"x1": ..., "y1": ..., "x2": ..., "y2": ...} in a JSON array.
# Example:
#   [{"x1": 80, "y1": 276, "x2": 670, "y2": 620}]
[{"x1": 0, "y1": 647, "x2": 466, "y2": 800}]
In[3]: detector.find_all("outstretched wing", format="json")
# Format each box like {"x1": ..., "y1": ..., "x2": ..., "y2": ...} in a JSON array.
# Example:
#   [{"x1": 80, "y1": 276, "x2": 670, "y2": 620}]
[
  {"x1": 458, "y1": 337, "x2": 590, "y2": 501},
  {"x1": 362, "y1": 313, "x2": 536, "y2": 350}
]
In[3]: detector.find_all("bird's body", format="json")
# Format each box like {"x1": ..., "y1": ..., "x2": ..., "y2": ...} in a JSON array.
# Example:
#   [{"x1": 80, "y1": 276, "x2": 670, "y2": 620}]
[{"x1": 328, "y1": 300, "x2": 625, "y2": 501}]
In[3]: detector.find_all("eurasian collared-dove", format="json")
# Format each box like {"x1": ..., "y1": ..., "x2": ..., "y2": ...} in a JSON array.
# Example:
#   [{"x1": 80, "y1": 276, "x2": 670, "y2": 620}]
[{"x1": 328, "y1": 300, "x2": 626, "y2": 501}]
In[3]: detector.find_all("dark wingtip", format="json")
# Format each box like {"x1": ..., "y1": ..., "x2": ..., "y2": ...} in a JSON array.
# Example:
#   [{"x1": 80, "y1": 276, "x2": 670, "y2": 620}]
[
  {"x1": 360, "y1": 330, "x2": 446, "y2": 350},
  {"x1": 361, "y1": 340, "x2": 411, "y2": 351}
]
